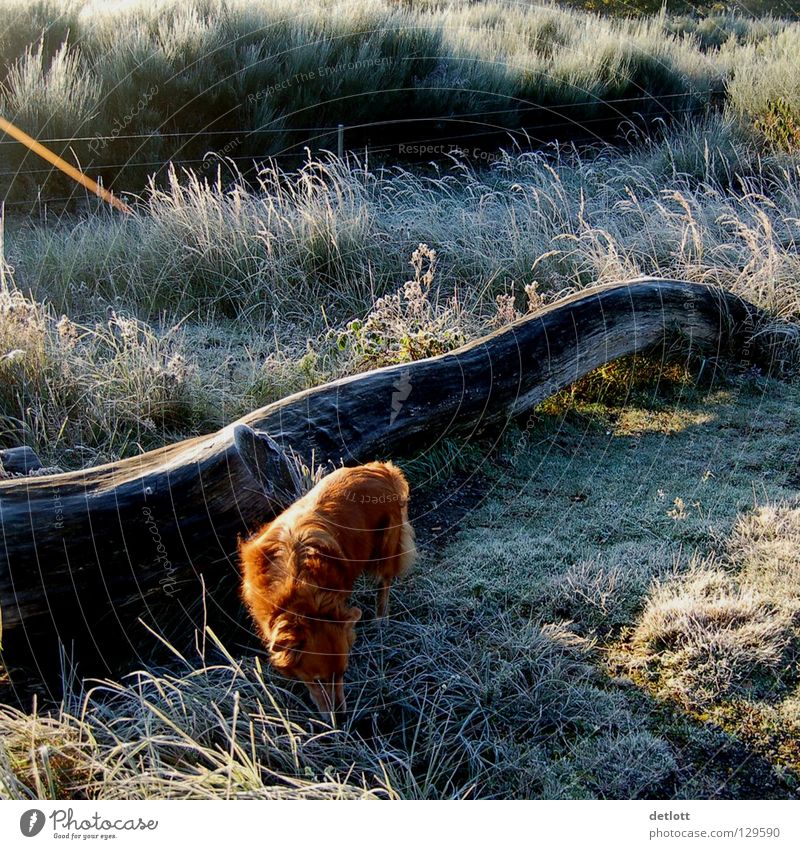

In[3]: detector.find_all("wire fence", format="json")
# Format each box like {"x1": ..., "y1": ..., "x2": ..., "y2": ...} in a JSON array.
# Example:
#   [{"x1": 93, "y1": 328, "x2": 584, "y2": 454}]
[
  {"x1": 0, "y1": 89, "x2": 714, "y2": 210},
  {"x1": 0, "y1": 104, "x2": 711, "y2": 181},
  {"x1": 0, "y1": 88, "x2": 715, "y2": 148}
]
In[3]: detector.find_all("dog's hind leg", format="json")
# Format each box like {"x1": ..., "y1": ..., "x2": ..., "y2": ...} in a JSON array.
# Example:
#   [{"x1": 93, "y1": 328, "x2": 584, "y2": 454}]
[
  {"x1": 374, "y1": 510, "x2": 416, "y2": 617},
  {"x1": 376, "y1": 581, "x2": 391, "y2": 618},
  {"x1": 372, "y1": 520, "x2": 394, "y2": 618}
]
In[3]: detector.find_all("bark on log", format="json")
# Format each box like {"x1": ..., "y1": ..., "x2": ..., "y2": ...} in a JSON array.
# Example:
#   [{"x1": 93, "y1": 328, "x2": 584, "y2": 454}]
[{"x1": 0, "y1": 278, "x2": 785, "y2": 683}]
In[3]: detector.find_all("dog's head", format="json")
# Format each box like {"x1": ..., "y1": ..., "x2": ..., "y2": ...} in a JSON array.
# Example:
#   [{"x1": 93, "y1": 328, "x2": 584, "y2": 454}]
[{"x1": 266, "y1": 603, "x2": 362, "y2": 716}]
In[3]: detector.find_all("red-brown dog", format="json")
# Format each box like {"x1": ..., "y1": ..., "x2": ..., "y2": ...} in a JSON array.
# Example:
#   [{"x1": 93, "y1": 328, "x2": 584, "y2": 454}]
[{"x1": 239, "y1": 461, "x2": 416, "y2": 716}]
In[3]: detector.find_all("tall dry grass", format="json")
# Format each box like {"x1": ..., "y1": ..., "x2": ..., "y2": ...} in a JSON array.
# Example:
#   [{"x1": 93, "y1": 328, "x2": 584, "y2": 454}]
[
  {"x1": 2, "y1": 0, "x2": 796, "y2": 202},
  {"x1": 9, "y1": 119, "x2": 800, "y2": 321},
  {"x1": 3, "y1": 131, "x2": 800, "y2": 464}
]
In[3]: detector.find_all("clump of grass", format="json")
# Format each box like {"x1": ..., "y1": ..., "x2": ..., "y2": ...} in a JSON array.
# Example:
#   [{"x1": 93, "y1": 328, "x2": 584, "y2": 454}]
[
  {"x1": 244, "y1": 348, "x2": 326, "y2": 408},
  {"x1": 0, "y1": 1, "x2": 79, "y2": 77},
  {"x1": 0, "y1": 281, "x2": 219, "y2": 465},
  {"x1": 623, "y1": 498, "x2": 800, "y2": 712},
  {"x1": 626, "y1": 112, "x2": 757, "y2": 186},
  {"x1": 401, "y1": 437, "x2": 486, "y2": 492},
  {"x1": 0, "y1": 657, "x2": 393, "y2": 800},
  {"x1": 627, "y1": 562, "x2": 798, "y2": 708},
  {"x1": 665, "y1": 11, "x2": 785, "y2": 50},
  {"x1": 0, "y1": 701, "x2": 94, "y2": 799},
  {"x1": 540, "y1": 551, "x2": 662, "y2": 632},
  {"x1": 754, "y1": 97, "x2": 800, "y2": 153},
  {"x1": 725, "y1": 500, "x2": 800, "y2": 622},
  {"x1": 0, "y1": 38, "x2": 100, "y2": 183},
  {"x1": 552, "y1": 730, "x2": 677, "y2": 800}
]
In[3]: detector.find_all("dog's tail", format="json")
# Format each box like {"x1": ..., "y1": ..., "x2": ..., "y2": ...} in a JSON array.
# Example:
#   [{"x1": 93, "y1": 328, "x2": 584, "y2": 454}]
[{"x1": 363, "y1": 460, "x2": 411, "y2": 507}]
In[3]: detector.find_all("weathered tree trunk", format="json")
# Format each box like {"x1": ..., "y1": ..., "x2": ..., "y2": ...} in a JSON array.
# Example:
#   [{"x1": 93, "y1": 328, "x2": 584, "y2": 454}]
[{"x1": 0, "y1": 279, "x2": 784, "y2": 684}]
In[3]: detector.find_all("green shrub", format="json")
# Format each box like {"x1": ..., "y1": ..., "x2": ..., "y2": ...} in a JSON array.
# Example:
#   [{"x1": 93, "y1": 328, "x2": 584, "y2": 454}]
[
  {"x1": 754, "y1": 97, "x2": 800, "y2": 152},
  {"x1": 337, "y1": 244, "x2": 468, "y2": 367}
]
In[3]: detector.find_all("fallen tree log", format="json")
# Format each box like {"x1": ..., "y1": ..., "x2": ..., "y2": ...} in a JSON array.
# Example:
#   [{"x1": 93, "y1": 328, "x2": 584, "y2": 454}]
[{"x1": 0, "y1": 278, "x2": 787, "y2": 685}]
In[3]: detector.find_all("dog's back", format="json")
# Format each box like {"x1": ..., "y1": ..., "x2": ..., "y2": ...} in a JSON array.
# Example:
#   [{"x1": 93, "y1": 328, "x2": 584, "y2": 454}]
[
  {"x1": 240, "y1": 460, "x2": 415, "y2": 632},
  {"x1": 323, "y1": 462, "x2": 415, "y2": 606},
  {"x1": 296, "y1": 461, "x2": 411, "y2": 561}
]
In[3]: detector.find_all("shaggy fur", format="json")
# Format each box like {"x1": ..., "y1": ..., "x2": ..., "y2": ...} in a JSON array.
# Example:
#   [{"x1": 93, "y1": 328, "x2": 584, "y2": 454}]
[{"x1": 239, "y1": 461, "x2": 416, "y2": 715}]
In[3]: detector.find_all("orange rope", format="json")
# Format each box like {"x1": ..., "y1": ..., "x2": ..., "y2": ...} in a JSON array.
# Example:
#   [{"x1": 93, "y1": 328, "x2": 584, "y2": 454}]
[{"x1": 0, "y1": 115, "x2": 132, "y2": 214}]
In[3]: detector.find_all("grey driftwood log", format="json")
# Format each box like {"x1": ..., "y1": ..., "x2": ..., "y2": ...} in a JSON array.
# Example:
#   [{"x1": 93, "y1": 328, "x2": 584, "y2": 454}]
[{"x1": 0, "y1": 278, "x2": 784, "y2": 682}]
